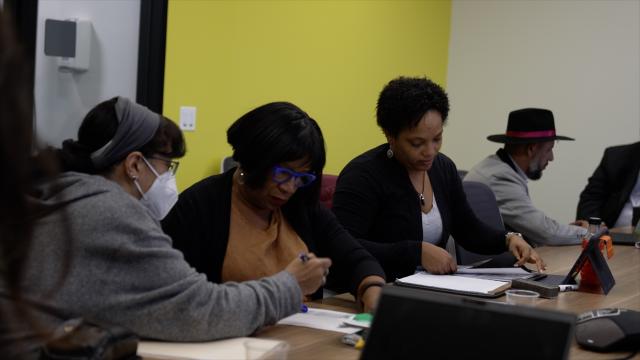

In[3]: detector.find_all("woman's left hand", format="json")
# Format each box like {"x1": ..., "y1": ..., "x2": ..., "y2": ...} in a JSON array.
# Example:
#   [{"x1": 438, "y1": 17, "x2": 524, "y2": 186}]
[
  {"x1": 506, "y1": 235, "x2": 546, "y2": 272},
  {"x1": 361, "y1": 285, "x2": 382, "y2": 313},
  {"x1": 358, "y1": 275, "x2": 385, "y2": 313}
]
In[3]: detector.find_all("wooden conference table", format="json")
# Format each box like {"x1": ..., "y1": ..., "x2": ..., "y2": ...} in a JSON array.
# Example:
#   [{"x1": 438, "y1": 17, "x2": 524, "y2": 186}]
[{"x1": 256, "y1": 243, "x2": 640, "y2": 360}]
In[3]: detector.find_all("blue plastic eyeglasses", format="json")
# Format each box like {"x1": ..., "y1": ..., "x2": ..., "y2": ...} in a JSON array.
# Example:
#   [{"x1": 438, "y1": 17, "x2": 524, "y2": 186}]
[{"x1": 272, "y1": 165, "x2": 317, "y2": 188}]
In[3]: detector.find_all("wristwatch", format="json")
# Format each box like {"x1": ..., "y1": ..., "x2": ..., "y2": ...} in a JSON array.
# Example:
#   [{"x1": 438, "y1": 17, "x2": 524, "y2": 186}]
[{"x1": 505, "y1": 232, "x2": 522, "y2": 242}]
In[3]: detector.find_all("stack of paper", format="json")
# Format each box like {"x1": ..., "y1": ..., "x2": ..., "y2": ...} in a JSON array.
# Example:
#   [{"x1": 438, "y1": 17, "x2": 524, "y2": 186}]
[{"x1": 395, "y1": 271, "x2": 510, "y2": 297}]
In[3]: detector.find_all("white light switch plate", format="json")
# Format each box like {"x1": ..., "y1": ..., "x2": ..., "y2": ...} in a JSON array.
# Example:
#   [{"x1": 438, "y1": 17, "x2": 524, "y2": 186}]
[{"x1": 179, "y1": 106, "x2": 196, "y2": 131}]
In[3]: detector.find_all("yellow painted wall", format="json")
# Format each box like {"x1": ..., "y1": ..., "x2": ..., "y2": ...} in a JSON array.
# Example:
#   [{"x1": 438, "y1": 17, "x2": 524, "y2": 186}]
[{"x1": 164, "y1": 0, "x2": 451, "y2": 190}]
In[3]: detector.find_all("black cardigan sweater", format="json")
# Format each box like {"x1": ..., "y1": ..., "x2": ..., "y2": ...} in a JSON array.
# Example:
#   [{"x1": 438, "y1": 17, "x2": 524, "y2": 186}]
[
  {"x1": 332, "y1": 144, "x2": 508, "y2": 281},
  {"x1": 161, "y1": 169, "x2": 385, "y2": 298}
]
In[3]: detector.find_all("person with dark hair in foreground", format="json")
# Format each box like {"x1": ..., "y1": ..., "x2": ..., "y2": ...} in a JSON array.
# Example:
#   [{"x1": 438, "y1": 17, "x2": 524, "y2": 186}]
[
  {"x1": 0, "y1": 8, "x2": 70, "y2": 358},
  {"x1": 2, "y1": 97, "x2": 326, "y2": 357},
  {"x1": 0, "y1": 7, "x2": 39, "y2": 355},
  {"x1": 332, "y1": 76, "x2": 544, "y2": 282},
  {"x1": 0, "y1": 9, "x2": 38, "y2": 303},
  {"x1": 162, "y1": 102, "x2": 386, "y2": 311}
]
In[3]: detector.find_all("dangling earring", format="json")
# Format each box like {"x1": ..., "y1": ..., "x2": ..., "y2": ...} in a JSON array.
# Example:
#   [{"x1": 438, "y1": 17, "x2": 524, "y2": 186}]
[
  {"x1": 238, "y1": 171, "x2": 246, "y2": 185},
  {"x1": 386, "y1": 148, "x2": 394, "y2": 159}
]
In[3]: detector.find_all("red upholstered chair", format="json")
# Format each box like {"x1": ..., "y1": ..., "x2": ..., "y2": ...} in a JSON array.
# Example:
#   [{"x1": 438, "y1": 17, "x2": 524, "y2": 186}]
[{"x1": 319, "y1": 174, "x2": 338, "y2": 209}]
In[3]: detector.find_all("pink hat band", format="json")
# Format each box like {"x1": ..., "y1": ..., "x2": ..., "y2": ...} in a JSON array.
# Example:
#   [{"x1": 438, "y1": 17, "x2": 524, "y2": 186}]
[{"x1": 505, "y1": 130, "x2": 556, "y2": 139}]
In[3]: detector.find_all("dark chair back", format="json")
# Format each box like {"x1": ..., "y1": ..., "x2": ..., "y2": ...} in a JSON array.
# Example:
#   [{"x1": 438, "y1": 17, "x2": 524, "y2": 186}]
[{"x1": 456, "y1": 181, "x2": 515, "y2": 266}]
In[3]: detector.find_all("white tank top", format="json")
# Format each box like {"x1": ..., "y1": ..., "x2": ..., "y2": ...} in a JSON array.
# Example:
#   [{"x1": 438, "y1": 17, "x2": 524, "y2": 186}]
[{"x1": 421, "y1": 193, "x2": 443, "y2": 244}]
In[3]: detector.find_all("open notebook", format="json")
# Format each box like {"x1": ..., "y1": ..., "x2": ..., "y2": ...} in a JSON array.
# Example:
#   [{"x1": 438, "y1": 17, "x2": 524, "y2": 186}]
[
  {"x1": 137, "y1": 337, "x2": 286, "y2": 360},
  {"x1": 395, "y1": 271, "x2": 510, "y2": 298}
]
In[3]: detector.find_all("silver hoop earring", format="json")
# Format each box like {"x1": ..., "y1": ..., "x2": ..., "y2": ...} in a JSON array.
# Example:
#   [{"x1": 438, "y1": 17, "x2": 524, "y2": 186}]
[{"x1": 386, "y1": 148, "x2": 394, "y2": 159}]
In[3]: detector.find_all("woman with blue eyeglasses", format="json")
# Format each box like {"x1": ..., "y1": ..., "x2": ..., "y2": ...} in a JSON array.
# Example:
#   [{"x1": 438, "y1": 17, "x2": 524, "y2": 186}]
[{"x1": 162, "y1": 102, "x2": 386, "y2": 311}]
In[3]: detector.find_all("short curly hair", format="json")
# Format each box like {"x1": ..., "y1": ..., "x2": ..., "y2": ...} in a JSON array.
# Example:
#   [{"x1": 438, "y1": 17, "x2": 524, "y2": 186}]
[{"x1": 376, "y1": 76, "x2": 450, "y2": 137}]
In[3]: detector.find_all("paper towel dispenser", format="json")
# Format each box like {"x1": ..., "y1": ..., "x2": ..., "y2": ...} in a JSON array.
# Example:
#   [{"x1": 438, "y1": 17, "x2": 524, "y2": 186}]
[{"x1": 44, "y1": 18, "x2": 92, "y2": 72}]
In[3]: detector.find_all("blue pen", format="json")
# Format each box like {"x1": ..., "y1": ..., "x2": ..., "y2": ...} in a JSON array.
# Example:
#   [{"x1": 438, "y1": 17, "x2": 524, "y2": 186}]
[{"x1": 301, "y1": 304, "x2": 308, "y2": 313}]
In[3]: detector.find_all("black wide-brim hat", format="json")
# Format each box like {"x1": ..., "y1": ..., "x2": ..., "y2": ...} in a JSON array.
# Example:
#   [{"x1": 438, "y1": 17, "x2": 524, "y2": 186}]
[{"x1": 487, "y1": 108, "x2": 574, "y2": 144}]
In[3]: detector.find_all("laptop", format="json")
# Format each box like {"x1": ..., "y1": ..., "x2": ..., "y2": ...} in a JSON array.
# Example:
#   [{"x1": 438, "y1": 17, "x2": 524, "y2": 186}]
[
  {"x1": 361, "y1": 286, "x2": 575, "y2": 360},
  {"x1": 535, "y1": 228, "x2": 621, "y2": 288},
  {"x1": 611, "y1": 221, "x2": 640, "y2": 245},
  {"x1": 611, "y1": 232, "x2": 639, "y2": 245}
]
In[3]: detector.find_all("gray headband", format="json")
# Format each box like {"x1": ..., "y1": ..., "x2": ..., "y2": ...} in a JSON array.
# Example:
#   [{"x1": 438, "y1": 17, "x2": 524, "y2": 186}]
[{"x1": 90, "y1": 97, "x2": 161, "y2": 169}]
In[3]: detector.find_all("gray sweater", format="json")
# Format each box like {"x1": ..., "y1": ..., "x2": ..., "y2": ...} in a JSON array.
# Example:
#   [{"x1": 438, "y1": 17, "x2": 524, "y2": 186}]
[
  {"x1": 465, "y1": 155, "x2": 587, "y2": 246},
  {"x1": 2, "y1": 172, "x2": 301, "y2": 354}
]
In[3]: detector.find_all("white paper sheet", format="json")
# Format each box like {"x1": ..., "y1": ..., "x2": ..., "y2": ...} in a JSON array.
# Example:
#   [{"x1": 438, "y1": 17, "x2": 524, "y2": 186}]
[
  {"x1": 456, "y1": 267, "x2": 532, "y2": 275},
  {"x1": 276, "y1": 308, "x2": 361, "y2": 334},
  {"x1": 137, "y1": 337, "x2": 283, "y2": 360},
  {"x1": 455, "y1": 267, "x2": 539, "y2": 281}
]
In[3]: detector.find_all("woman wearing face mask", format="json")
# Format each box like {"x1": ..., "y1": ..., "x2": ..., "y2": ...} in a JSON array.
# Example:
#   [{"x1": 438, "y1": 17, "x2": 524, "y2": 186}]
[
  {"x1": 7, "y1": 97, "x2": 328, "y2": 355},
  {"x1": 56, "y1": 97, "x2": 183, "y2": 220},
  {"x1": 331, "y1": 77, "x2": 546, "y2": 282},
  {"x1": 162, "y1": 102, "x2": 386, "y2": 312}
]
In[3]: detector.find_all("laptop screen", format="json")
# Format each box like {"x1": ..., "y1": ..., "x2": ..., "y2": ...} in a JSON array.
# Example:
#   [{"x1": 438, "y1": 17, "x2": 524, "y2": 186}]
[{"x1": 361, "y1": 286, "x2": 575, "y2": 360}]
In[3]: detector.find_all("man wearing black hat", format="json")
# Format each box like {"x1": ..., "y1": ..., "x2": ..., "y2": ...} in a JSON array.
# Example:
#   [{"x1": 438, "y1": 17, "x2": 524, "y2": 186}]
[{"x1": 465, "y1": 108, "x2": 589, "y2": 246}]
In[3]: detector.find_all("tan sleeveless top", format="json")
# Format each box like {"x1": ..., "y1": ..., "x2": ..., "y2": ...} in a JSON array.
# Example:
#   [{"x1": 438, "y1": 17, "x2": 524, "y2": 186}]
[{"x1": 222, "y1": 184, "x2": 309, "y2": 282}]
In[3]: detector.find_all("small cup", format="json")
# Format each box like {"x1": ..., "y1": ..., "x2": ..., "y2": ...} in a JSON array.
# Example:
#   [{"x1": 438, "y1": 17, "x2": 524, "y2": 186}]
[
  {"x1": 506, "y1": 289, "x2": 539, "y2": 306},
  {"x1": 244, "y1": 340, "x2": 289, "y2": 360}
]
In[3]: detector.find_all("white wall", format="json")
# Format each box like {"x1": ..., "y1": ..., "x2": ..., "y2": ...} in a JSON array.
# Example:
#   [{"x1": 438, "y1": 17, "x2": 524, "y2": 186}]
[
  {"x1": 34, "y1": 0, "x2": 140, "y2": 147},
  {"x1": 445, "y1": 0, "x2": 640, "y2": 224}
]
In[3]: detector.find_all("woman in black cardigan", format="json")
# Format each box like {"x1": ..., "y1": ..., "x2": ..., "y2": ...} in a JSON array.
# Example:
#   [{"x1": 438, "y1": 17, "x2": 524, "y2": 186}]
[
  {"x1": 332, "y1": 77, "x2": 545, "y2": 282},
  {"x1": 162, "y1": 102, "x2": 385, "y2": 311}
]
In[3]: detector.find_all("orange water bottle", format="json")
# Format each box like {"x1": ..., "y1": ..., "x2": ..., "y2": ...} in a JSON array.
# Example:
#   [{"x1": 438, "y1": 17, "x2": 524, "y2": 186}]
[{"x1": 579, "y1": 217, "x2": 614, "y2": 291}]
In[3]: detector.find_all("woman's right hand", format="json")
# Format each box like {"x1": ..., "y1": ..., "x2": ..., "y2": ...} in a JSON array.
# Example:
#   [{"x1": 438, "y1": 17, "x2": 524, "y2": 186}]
[
  {"x1": 285, "y1": 253, "x2": 332, "y2": 295},
  {"x1": 421, "y1": 242, "x2": 456, "y2": 274}
]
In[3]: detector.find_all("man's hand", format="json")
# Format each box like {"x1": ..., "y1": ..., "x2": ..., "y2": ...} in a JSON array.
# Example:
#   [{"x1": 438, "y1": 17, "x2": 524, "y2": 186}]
[{"x1": 571, "y1": 220, "x2": 589, "y2": 228}]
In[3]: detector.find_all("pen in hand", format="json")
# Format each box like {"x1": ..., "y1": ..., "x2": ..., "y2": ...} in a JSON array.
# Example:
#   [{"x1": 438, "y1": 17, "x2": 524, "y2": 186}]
[{"x1": 286, "y1": 252, "x2": 332, "y2": 295}]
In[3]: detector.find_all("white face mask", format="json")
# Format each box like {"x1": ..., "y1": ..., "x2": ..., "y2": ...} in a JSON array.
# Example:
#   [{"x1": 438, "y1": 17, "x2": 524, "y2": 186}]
[{"x1": 134, "y1": 157, "x2": 179, "y2": 220}]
